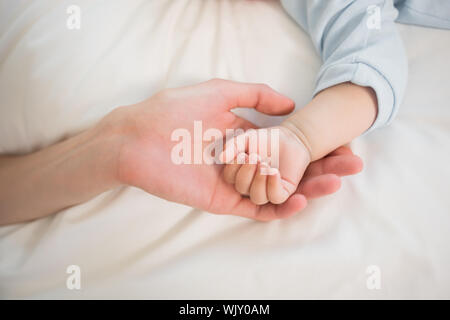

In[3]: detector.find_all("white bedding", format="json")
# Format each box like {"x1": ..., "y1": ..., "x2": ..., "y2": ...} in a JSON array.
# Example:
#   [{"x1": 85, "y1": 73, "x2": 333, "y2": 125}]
[{"x1": 0, "y1": 0, "x2": 449, "y2": 299}]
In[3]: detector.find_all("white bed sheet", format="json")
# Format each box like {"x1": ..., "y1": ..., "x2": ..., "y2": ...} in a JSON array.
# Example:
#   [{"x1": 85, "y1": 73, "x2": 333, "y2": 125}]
[{"x1": 0, "y1": 0, "x2": 449, "y2": 299}]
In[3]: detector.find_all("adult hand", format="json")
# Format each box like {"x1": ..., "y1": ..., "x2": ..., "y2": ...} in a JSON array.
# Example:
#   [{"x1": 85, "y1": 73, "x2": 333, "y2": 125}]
[
  {"x1": 113, "y1": 79, "x2": 363, "y2": 221},
  {"x1": 0, "y1": 79, "x2": 362, "y2": 225}
]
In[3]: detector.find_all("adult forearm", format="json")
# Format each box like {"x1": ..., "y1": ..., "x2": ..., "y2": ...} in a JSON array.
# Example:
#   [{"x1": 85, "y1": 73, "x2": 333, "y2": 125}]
[
  {"x1": 0, "y1": 115, "x2": 124, "y2": 225},
  {"x1": 282, "y1": 82, "x2": 378, "y2": 161}
]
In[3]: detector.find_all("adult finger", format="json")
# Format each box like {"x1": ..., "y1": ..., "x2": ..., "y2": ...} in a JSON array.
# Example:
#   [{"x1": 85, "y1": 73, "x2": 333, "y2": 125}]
[
  {"x1": 297, "y1": 174, "x2": 342, "y2": 199},
  {"x1": 206, "y1": 79, "x2": 295, "y2": 115},
  {"x1": 231, "y1": 116, "x2": 258, "y2": 130},
  {"x1": 327, "y1": 145, "x2": 353, "y2": 156},
  {"x1": 228, "y1": 193, "x2": 307, "y2": 222},
  {"x1": 303, "y1": 153, "x2": 363, "y2": 179}
]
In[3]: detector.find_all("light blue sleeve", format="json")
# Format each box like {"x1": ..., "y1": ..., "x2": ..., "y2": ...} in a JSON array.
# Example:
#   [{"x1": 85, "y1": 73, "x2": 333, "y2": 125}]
[{"x1": 280, "y1": 0, "x2": 408, "y2": 131}]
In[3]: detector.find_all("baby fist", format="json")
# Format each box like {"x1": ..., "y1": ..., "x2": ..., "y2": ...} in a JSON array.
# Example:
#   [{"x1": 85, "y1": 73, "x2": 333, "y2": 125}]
[{"x1": 222, "y1": 126, "x2": 311, "y2": 205}]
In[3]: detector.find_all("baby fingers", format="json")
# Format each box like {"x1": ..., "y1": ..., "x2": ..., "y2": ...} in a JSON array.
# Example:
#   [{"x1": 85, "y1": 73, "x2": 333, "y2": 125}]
[
  {"x1": 223, "y1": 162, "x2": 241, "y2": 184},
  {"x1": 249, "y1": 163, "x2": 269, "y2": 205},
  {"x1": 267, "y1": 170, "x2": 291, "y2": 204},
  {"x1": 235, "y1": 163, "x2": 258, "y2": 195},
  {"x1": 223, "y1": 153, "x2": 248, "y2": 184}
]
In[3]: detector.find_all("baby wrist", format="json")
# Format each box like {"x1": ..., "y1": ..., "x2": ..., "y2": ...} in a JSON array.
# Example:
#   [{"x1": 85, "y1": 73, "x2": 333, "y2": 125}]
[{"x1": 280, "y1": 120, "x2": 313, "y2": 161}]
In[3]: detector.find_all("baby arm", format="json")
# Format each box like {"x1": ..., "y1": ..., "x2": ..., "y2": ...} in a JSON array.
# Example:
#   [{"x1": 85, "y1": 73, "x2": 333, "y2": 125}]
[
  {"x1": 223, "y1": 0, "x2": 408, "y2": 205},
  {"x1": 223, "y1": 82, "x2": 376, "y2": 205},
  {"x1": 282, "y1": 82, "x2": 377, "y2": 162}
]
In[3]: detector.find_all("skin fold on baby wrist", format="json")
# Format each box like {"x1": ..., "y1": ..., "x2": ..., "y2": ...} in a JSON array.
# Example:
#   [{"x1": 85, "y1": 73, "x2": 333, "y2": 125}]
[{"x1": 280, "y1": 120, "x2": 314, "y2": 162}]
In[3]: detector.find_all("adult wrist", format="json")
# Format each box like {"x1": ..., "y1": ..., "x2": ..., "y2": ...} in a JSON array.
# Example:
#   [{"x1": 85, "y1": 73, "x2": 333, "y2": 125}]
[{"x1": 93, "y1": 106, "x2": 135, "y2": 187}]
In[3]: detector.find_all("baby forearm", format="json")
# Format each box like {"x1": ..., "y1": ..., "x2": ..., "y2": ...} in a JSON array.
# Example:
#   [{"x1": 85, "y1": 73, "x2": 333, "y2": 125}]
[{"x1": 282, "y1": 82, "x2": 377, "y2": 161}]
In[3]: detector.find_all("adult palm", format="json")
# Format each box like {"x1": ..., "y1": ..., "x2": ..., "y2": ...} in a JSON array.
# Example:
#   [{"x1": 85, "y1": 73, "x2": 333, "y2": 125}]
[{"x1": 115, "y1": 79, "x2": 362, "y2": 221}]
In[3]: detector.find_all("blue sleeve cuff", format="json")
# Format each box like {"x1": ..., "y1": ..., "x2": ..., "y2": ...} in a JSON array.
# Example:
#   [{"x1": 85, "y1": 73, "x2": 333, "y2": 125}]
[{"x1": 313, "y1": 61, "x2": 396, "y2": 133}]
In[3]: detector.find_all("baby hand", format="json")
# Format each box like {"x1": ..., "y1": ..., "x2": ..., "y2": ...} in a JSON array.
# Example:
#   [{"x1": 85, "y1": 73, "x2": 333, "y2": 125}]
[{"x1": 223, "y1": 125, "x2": 311, "y2": 205}]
